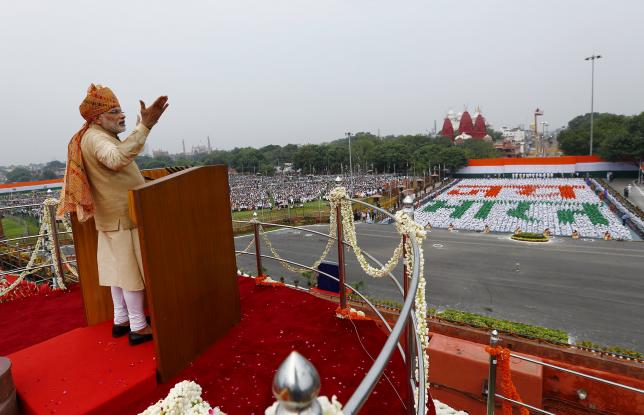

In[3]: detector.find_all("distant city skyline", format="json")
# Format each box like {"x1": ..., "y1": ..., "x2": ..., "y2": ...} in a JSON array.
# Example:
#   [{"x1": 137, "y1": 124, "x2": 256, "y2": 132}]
[{"x1": 1, "y1": 0, "x2": 643, "y2": 165}]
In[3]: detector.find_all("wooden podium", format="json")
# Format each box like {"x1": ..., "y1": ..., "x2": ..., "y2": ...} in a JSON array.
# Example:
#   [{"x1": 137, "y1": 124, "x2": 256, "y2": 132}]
[{"x1": 70, "y1": 165, "x2": 240, "y2": 382}]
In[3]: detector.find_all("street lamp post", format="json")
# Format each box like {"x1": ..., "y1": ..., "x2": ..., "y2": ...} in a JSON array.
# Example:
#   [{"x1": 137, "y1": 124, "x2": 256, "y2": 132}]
[
  {"x1": 585, "y1": 54, "x2": 602, "y2": 155},
  {"x1": 345, "y1": 132, "x2": 353, "y2": 196}
]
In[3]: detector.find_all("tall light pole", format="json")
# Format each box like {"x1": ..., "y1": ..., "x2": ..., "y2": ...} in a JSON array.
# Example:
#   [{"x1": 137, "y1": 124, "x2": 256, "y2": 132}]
[
  {"x1": 346, "y1": 132, "x2": 353, "y2": 196},
  {"x1": 585, "y1": 54, "x2": 602, "y2": 155}
]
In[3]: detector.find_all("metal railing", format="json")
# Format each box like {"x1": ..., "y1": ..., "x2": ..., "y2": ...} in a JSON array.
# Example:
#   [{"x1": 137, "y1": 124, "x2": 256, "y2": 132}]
[
  {"x1": 484, "y1": 330, "x2": 644, "y2": 415},
  {"x1": 0, "y1": 202, "x2": 77, "y2": 286},
  {"x1": 235, "y1": 196, "x2": 425, "y2": 414}
]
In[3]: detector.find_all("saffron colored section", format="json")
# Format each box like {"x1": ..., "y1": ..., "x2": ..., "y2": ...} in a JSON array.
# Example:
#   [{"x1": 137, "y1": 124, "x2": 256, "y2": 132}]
[{"x1": 467, "y1": 155, "x2": 603, "y2": 166}]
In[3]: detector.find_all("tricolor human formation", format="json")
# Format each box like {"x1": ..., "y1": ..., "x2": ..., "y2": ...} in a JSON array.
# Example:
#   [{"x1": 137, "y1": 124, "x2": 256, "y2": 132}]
[{"x1": 415, "y1": 178, "x2": 631, "y2": 240}]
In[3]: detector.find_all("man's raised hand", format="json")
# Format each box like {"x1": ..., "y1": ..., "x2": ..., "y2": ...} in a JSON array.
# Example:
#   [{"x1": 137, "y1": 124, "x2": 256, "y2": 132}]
[{"x1": 140, "y1": 96, "x2": 169, "y2": 129}]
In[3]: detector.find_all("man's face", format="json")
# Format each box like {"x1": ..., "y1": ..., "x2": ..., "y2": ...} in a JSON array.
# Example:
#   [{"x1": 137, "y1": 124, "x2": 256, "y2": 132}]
[{"x1": 96, "y1": 107, "x2": 126, "y2": 134}]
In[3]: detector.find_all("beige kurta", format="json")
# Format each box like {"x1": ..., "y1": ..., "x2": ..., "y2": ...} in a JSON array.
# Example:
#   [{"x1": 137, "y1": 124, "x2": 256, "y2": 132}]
[{"x1": 81, "y1": 123, "x2": 150, "y2": 290}]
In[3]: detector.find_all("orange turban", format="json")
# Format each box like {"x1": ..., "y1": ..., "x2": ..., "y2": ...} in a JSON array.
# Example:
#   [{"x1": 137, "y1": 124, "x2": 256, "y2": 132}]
[
  {"x1": 79, "y1": 84, "x2": 120, "y2": 121},
  {"x1": 58, "y1": 84, "x2": 121, "y2": 221}
]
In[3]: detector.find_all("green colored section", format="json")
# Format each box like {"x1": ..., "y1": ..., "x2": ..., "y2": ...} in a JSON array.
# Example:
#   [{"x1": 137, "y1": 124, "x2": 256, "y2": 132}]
[
  {"x1": 474, "y1": 201, "x2": 495, "y2": 220},
  {"x1": 557, "y1": 209, "x2": 576, "y2": 224},
  {"x1": 450, "y1": 201, "x2": 475, "y2": 219},
  {"x1": 422, "y1": 200, "x2": 475, "y2": 219},
  {"x1": 507, "y1": 201, "x2": 534, "y2": 221},
  {"x1": 423, "y1": 200, "x2": 447, "y2": 213},
  {"x1": 557, "y1": 203, "x2": 608, "y2": 226},
  {"x1": 582, "y1": 203, "x2": 609, "y2": 225}
]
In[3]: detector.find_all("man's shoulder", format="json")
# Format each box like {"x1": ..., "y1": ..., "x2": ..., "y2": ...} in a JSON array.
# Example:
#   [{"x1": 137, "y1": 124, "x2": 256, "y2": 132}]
[{"x1": 82, "y1": 125, "x2": 116, "y2": 147}]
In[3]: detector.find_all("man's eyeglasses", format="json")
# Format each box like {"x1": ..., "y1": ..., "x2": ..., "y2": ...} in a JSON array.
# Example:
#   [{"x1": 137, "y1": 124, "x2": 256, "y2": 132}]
[{"x1": 107, "y1": 108, "x2": 124, "y2": 115}]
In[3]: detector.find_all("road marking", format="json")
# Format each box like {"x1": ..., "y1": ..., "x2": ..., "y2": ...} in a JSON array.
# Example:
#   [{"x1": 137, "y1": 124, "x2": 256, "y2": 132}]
[{"x1": 432, "y1": 243, "x2": 444, "y2": 248}]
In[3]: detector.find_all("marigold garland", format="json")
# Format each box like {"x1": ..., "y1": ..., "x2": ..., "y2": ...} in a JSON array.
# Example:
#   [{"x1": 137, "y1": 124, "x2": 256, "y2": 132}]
[
  {"x1": 484, "y1": 346, "x2": 530, "y2": 415},
  {"x1": 335, "y1": 306, "x2": 369, "y2": 321},
  {"x1": 255, "y1": 275, "x2": 285, "y2": 287}
]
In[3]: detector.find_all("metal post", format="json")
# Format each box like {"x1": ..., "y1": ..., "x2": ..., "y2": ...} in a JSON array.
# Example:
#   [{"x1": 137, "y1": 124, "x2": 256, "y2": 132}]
[
  {"x1": 346, "y1": 132, "x2": 354, "y2": 197},
  {"x1": 486, "y1": 329, "x2": 500, "y2": 415},
  {"x1": 253, "y1": 212, "x2": 262, "y2": 277},
  {"x1": 585, "y1": 54, "x2": 602, "y2": 155},
  {"x1": 335, "y1": 204, "x2": 347, "y2": 309},
  {"x1": 47, "y1": 204, "x2": 65, "y2": 286}
]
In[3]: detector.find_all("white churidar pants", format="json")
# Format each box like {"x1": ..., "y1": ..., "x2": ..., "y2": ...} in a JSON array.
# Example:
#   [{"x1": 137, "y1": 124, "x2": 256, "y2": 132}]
[{"x1": 111, "y1": 287, "x2": 147, "y2": 331}]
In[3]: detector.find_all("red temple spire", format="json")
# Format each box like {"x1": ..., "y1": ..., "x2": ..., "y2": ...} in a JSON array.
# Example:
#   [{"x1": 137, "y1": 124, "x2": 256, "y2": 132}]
[
  {"x1": 472, "y1": 113, "x2": 487, "y2": 139},
  {"x1": 458, "y1": 111, "x2": 473, "y2": 135},
  {"x1": 440, "y1": 117, "x2": 454, "y2": 140}
]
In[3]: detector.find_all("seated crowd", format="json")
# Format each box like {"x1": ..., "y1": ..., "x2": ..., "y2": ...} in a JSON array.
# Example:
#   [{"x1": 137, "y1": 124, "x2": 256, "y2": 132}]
[
  {"x1": 415, "y1": 178, "x2": 632, "y2": 240},
  {"x1": 228, "y1": 174, "x2": 396, "y2": 211}
]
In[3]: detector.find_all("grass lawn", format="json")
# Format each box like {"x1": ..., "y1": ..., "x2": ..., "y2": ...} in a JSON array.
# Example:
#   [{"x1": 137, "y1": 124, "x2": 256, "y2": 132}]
[
  {"x1": 231, "y1": 196, "x2": 397, "y2": 223},
  {"x1": 1, "y1": 216, "x2": 40, "y2": 240}
]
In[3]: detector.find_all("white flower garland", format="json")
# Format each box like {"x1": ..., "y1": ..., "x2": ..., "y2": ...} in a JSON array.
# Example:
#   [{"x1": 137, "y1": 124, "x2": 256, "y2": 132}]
[
  {"x1": 235, "y1": 236, "x2": 255, "y2": 257},
  {"x1": 330, "y1": 187, "x2": 429, "y2": 414},
  {"x1": 265, "y1": 395, "x2": 344, "y2": 415},
  {"x1": 329, "y1": 187, "x2": 405, "y2": 279},
  {"x1": 0, "y1": 198, "x2": 70, "y2": 296},
  {"x1": 139, "y1": 381, "x2": 226, "y2": 415},
  {"x1": 259, "y1": 215, "x2": 337, "y2": 275},
  {"x1": 397, "y1": 211, "x2": 430, "y2": 412},
  {"x1": 42, "y1": 198, "x2": 67, "y2": 289}
]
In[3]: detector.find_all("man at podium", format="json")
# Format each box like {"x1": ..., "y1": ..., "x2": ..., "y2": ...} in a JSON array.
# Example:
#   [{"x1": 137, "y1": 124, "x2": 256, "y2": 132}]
[{"x1": 58, "y1": 84, "x2": 168, "y2": 346}]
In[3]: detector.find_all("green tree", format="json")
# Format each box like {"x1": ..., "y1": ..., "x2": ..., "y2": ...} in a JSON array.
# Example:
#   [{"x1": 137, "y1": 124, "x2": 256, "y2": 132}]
[
  {"x1": 462, "y1": 140, "x2": 498, "y2": 159},
  {"x1": 6, "y1": 167, "x2": 34, "y2": 183},
  {"x1": 39, "y1": 169, "x2": 58, "y2": 180}
]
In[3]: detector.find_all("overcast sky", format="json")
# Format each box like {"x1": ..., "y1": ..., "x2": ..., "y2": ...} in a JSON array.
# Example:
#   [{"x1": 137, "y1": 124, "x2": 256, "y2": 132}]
[{"x1": 1, "y1": 0, "x2": 643, "y2": 166}]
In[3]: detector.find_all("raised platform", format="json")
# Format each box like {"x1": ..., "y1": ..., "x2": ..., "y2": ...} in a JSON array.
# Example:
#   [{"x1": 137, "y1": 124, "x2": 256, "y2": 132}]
[
  {"x1": 8, "y1": 322, "x2": 156, "y2": 415},
  {"x1": 4, "y1": 277, "x2": 410, "y2": 414}
]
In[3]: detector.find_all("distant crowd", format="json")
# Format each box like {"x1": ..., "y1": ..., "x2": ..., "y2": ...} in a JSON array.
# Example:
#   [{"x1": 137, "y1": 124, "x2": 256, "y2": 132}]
[
  {"x1": 0, "y1": 174, "x2": 401, "y2": 216},
  {"x1": 229, "y1": 173, "x2": 397, "y2": 211},
  {"x1": 0, "y1": 190, "x2": 58, "y2": 219}
]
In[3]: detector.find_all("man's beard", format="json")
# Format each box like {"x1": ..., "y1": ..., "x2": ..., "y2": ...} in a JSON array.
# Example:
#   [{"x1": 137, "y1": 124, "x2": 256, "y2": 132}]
[{"x1": 104, "y1": 120, "x2": 126, "y2": 135}]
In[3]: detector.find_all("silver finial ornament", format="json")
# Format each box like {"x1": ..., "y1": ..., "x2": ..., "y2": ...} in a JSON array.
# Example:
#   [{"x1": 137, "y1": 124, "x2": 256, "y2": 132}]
[
  {"x1": 403, "y1": 195, "x2": 415, "y2": 219},
  {"x1": 490, "y1": 329, "x2": 499, "y2": 346},
  {"x1": 335, "y1": 176, "x2": 342, "y2": 184},
  {"x1": 272, "y1": 351, "x2": 322, "y2": 414}
]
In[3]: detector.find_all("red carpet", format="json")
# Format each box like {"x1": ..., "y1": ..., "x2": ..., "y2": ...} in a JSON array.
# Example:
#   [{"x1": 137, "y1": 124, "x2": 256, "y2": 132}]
[
  {"x1": 8, "y1": 322, "x2": 156, "y2": 415},
  {"x1": 4, "y1": 277, "x2": 415, "y2": 414},
  {"x1": 133, "y1": 278, "x2": 410, "y2": 414},
  {"x1": 0, "y1": 284, "x2": 85, "y2": 355}
]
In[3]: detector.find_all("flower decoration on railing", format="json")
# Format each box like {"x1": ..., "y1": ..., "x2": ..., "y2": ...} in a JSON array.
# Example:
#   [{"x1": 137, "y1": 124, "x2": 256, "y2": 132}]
[
  {"x1": 139, "y1": 380, "x2": 226, "y2": 415},
  {"x1": 255, "y1": 275, "x2": 285, "y2": 287},
  {"x1": 485, "y1": 346, "x2": 529, "y2": 415},
  {"x1": 0, "y1": 198, "x2": 72, "y2": 297},
  {"x1": 335, "y1": 306, "x2": 369, "y2": 321},
  {"x1": 331, "y1": 186, "x2": 430, "y2": 414}
]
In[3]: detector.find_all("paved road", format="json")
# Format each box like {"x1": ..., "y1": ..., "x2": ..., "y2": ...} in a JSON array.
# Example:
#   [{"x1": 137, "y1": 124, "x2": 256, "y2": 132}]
[
  {"x1": 235, "y1": 224, "x2": 644, "y2": 350},
  {"x1": 606, "y1": 178, "x2": 644, "y2": 212}
]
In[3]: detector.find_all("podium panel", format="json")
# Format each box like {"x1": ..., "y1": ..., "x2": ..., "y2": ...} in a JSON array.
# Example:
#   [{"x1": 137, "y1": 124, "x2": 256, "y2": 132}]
[
  {"x1": 69, "y1": 215, "x2": 113, "y2": 325},
  {"x1": 129, "y1": 165, "x2": 240, "y2": 382}
]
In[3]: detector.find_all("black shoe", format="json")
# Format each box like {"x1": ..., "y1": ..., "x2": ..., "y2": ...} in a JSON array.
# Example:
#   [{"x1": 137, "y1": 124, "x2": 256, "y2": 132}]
[
  {"x1": 128, "y1": 331, "x2": 153, "y2": 346},
  {"x1": 112, "y1": 324, "x2": 131, "y2": 338}
]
